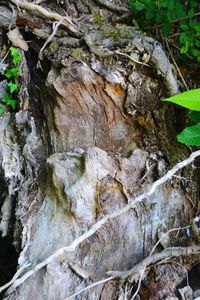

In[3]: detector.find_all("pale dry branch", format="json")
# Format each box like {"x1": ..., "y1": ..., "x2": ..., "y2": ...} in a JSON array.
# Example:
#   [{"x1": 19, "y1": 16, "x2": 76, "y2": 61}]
[
  {"x1": 65, "y1": 245, "x2": 200, "y2": 299},
  {"x1": 115, "y1": 50, "x2": 151, "y2": 67},
  {"x1": 129, "y1": 225, "x2": 191, "y2": 300},
  {"x1": 10, "y1": 0, "x2": 81, "y2": 36},
  {"x1": 107, "y1": 246, "x2": 200, "y2": 279},
  {"x1": 2, "y1": 150, "x2": 200, "y2": 293},
  {"x1": 150, "y1": 225, "x2": 191, "y2": 256},
  {"x1": 130, "y1": 268, "x2": 145, "y2": 300},
  {"x1": 39, "y1": 17, "x2": 65, "y2": 54}
]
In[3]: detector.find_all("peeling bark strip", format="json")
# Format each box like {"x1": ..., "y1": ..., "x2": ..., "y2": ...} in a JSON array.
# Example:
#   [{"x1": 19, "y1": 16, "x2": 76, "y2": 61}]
[{"x1": 2, "y1": 149, "x2": 200, "y2": 294}]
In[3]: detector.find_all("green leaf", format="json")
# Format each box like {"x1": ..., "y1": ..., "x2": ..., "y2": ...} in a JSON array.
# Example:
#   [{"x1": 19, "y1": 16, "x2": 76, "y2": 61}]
[
  {"x1": 10, "y1": 47, "x2": 21, "y2": 65},
  {"x1": 2, "y1": 92, "x2": 11, "y2": 103},
  {"x1": 8, "y1": 81, "x2": 19, "y2": 93},
  {"x1": 2, "y1": 92, "x2": 17, "y2": 109},
  {"x1": 0, "y1": 107, "x2": 5, "y2": 114},
  {"x1": 10, "y1": 47, "x2": 19, "y2": 57},
  {"x1": 164, "y1": 89, "x2": 200, "y2": 111},
  {"x1": 5, "y1": 67, "x2": 19, "y2": 79},
  {"x1": 175, "y1": 2, "x2": 186, "y2": 19},
  {"x1": 177, "y1": 123, "x2": 200, "y2": 146},
  {"x1": 129, "y1": 0, "x2": 144, "y2": 10},
  {"x1": 180, "y1": 23, "x2": 189, "y2": 31},
  {"x1": 188, "y1": 8, "x2": 195, "y2": 18},
  {"x1": 162, "y1": 22, "x2": 171, "y2": 36},
  {"x1": 7, "y1": 98, "x2": 17, "y2": 109},
  {"x1": 187, "y1": 111, "x2": 200, "y2": 122}
]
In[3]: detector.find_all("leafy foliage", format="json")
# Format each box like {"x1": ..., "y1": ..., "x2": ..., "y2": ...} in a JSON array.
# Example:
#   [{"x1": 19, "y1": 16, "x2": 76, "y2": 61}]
[
  {"x1": 164, "y1": 89, "x2": 200, "y2": 110},
  {"x1": 165, "y1": 88, "x2": 200, "y2": 146},
  {"x1": 129, "y1": 0, "x2": 200, "y2": 62},
  {"x1": 0, "y1": 47, "x2": 21, "y2": 113}
]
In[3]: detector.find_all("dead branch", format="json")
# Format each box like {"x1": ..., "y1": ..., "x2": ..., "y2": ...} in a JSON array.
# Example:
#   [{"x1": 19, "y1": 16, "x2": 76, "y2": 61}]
[
  {"x1": 10, "y1": 0, "x2": 81, "y2": 36},
  {"x1": 2, "y1": 149, "x2": 200, "y2": 293},
  {"x1": 107, "y1": 246, "x2": 200, "y2": 279},
  {"x1": 65, "y1": 245, "x2": 200, "y2": 299},
  {"x1": 115, "y1": 50, "x2": 151, "y2": 67},
  {"x1": 39, "y1": 17, "x2": 65, "y2": 54}
]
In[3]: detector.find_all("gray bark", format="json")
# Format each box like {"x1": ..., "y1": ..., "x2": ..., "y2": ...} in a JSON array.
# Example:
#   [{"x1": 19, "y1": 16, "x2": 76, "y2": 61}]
[{"x1": 0, "y1": 1, "x2": 199, "y2": 299}]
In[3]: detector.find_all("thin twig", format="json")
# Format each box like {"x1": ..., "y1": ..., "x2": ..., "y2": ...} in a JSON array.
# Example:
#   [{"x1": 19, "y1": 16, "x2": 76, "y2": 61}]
[
  {"x1": 165, "y1": 38, "x2": 188, "y2": 90},
  {"x1": 65, "y1": 245, "x2": 200, "y2": 299},
  {"x1": 39, "y1": 17, "x2": 65, "y2": 54},
  {"x1": 130, "y1": 268, "x2": 145, "y2": 300},
  {"x1": 150, "y1": 225, "x2": 191, "y2": 256},
  {"x1": 2, "y1": 150, "x2": 200, "y2": 292},
  {"x1": 107, "y1": 246, "x2": 200, "y2": 279},
  {"x1": 115, "y1": 50, "x2": 151, "y2": 67},
  {"x1": 65, "y1": 276, "x2": 115, "y2": 300}
]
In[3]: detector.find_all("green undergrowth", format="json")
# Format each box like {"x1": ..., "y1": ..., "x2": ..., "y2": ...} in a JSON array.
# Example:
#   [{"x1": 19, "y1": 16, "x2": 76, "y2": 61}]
[
  {"x1": 0, "y1": 47, "x2": 21, "y2": 114},
  {"x1": 129, "y1": 0, "x2": 200, "y2": 62}
]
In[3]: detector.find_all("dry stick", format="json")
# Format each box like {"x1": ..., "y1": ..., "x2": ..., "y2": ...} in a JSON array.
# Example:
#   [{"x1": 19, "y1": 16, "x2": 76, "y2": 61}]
[
  {"x1": 10, "y1": 0, "x2": 81, "y2": 36},
  {"x1": 39, "y1": 17, "x2": 65, "y2": 54},
  {"x1": 130, "y1": 268, "x2": 145, "y2": 300},
  {"x1": 129, "y1": 225, "x2": 191, "y2": 300},
  {"x1": 2, "y1": 149, "x2": 200, "y2": 293},
  {"x1": 150, "y1": 225, "x2": 191, "y2": 256},
  {"x1": 115, "y1": 50, "x2": 151, "y2": 67},
  {"x1": 165, "y1": 38, "x2": 188, "y2": 90},
  {"x1": 107, "y1": 246, "x2": 200, "y2": 279},
  {"x1": 66, "y1": 245, "x2": 200, "y2": 300}
]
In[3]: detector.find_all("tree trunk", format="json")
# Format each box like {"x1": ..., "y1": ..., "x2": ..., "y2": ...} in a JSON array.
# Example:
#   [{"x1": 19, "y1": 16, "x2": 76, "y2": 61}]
[{"x1": 0, "y1": 1, "x2": 199, "y2": 300}]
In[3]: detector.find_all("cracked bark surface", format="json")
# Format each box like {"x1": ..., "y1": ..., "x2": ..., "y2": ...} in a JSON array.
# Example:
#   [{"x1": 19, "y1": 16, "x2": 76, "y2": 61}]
[{"x1": 0, "y1": 1, "x2": 200, "y2": 299}]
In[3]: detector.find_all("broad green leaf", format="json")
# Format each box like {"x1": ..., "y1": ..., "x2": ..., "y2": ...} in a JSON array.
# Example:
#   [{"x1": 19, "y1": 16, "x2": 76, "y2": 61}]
[
  {"x1": 164, "y1": 89, "x2": 200, "y2": 111},
  {"x1": 177, "y1": 123, "x2": 200, "y2": 146},
  {"x1": 187, "y1": 111, "x2": 200, "y2": 122}
]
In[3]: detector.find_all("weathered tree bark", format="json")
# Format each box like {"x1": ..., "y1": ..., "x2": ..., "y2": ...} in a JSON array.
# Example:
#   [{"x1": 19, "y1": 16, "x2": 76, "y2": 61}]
[{"x1": 0, "y1": 1, "x2": 200, "y2": 300}]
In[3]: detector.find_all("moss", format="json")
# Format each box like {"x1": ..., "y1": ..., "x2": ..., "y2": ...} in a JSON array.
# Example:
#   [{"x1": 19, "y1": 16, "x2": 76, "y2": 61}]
[
  {"x1": 49, "y1": 41, "x2": 59, "y2": 52},
  {"x1": 92, "y1": 11, "x2": 106, "y2": 26},
  {"x1": 71, "y1": 48, "x2": 82, "y2": 58}
]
